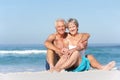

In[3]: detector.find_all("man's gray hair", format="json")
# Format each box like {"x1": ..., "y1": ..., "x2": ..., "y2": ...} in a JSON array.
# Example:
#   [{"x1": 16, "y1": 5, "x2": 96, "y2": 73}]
[{"x1": 55, "y1": 18, "x2": 66, "y2": 27}]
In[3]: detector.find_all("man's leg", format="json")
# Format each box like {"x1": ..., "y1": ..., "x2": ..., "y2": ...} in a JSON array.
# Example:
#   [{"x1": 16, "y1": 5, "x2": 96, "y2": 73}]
[
  {"x1": 87, "y1": 54, "x2": 116, "y2": 70},
  {"x1": 45, "y1": 60, "x2": 50, "y2": 70},
  {"x1": 46, "y1": 49, "x2": 56, "y2": 70},
  {"x1": 86, "y1": 54, "x2": 103, "y2": 69}
]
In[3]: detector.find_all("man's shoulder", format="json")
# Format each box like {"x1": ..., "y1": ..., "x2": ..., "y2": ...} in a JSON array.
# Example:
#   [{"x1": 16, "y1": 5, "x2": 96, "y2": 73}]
[
  {"x1": 47, "y1": 33, "x2": 57, "y2": 40},
  {"x1": 79, "y1": 33, "x2": 90, "y2": 38},
  {"x1": 79, "y1": 32, "x2": 89, "y2": 34},
  {"x1": 79, "y1": 33, "x2": 90, "y2": 36},
  {"x1": 49, "y1": 33, "x2": 57, "y2": 36}
]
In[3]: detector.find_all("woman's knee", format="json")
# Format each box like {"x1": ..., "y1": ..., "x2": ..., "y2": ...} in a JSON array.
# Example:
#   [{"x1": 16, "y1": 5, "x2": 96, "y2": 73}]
[
  {"x1": 61, "y1": 55, "x2": 68, "y2": 59},
  {"x1": 73, "y1": 50, "x2": 79, "y2": 54},
  {"x1": 71, "y1": 51, "x2": 81, "y2": 59},
  {"x1": 87, "y1": 54, "x2": 94, "y2": 60}
]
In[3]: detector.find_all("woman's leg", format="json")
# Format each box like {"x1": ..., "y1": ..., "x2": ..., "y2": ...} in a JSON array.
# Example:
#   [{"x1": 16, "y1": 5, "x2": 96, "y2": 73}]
[
  {"x1": 87, "y1": 54, "x2": 116, "y2": 70},
  {"x1": 54, "y1": 54, "x2": 69, "y2": 69},
  {"x1": 57, "y1": 51, "x2": 81, "y2": 71}
]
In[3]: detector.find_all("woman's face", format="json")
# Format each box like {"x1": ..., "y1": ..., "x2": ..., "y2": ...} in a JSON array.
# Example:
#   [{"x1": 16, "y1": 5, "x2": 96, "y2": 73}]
[{"x1": 68, "y1": 22, "x2": 78, "y2": 35}]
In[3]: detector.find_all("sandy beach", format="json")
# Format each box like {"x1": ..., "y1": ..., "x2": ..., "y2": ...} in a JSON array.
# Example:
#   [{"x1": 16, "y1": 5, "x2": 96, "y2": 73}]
[{"x1": 0, "y1": 70, "x2": 119, "y2": 80}]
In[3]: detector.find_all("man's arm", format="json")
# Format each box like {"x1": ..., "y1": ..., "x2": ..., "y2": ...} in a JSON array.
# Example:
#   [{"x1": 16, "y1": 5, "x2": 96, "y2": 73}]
[
  {"x1": 80, "y1": 33, "x2": 90, "y2": 42},
  {"x1": 75, "y1": 33, "x2": 90, "y2": 51},
  {"x1": 44, "y1": 34, "x2": 60, "y2": 54}
]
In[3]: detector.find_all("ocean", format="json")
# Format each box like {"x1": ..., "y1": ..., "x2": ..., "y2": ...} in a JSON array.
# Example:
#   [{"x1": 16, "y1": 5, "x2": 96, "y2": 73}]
[{"x1": 0, "y1": 44, "x2": 120, "y2": 73}]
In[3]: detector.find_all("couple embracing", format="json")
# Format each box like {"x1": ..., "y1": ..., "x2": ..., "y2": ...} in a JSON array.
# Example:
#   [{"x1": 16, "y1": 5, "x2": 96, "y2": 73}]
[{"x1": 44, "y1": 18, "x2": 116, "y2": 72}]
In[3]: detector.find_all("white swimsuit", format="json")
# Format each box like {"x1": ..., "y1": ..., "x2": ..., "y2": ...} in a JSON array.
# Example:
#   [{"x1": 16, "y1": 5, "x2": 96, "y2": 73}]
[
  {"x1": 69, "y1": 45, "x2": 76, "y2": 49},
  {"x1": 68, "y1": 45, "x2": 85, "y2": 56}
]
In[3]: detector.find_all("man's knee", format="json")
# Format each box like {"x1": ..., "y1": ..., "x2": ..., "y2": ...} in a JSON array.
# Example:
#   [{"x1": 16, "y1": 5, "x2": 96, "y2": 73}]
[
  {"x1": 87, "y1": 54, "x2": 93, "y2": 58},
  {"x1": 47, "y1": 49, "x2": 54, "y2": 54},
  {"x1": 46, "y1": 49, "x2": 55, "y2": 58}
]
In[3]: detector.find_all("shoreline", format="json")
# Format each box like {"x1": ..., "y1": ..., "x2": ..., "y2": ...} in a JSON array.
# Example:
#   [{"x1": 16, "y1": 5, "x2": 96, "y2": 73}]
[{"x1": 0, "y1": 70, "x2": 120, "y2": 80}]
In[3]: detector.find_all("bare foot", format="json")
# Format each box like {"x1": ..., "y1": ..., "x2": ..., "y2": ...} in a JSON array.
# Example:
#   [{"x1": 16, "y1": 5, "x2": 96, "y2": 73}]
[{"x1": 102, "y1": 61, "x2": 116, "y2": 70}]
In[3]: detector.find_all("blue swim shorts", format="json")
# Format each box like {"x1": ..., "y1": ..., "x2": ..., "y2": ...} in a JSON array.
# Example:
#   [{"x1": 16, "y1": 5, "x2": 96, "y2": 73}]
[
  {"x1": 72, "y1": 56, "x2": 90, "y2": 72},
  {"x1": 45, "y1": 60, "x2": 50, "y2": 70}
]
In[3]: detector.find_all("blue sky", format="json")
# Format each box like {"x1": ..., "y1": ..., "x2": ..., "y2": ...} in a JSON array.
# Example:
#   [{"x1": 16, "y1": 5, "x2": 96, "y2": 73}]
[{"x1": 0, "y1": 0, "x2": 120, "y2": 44}]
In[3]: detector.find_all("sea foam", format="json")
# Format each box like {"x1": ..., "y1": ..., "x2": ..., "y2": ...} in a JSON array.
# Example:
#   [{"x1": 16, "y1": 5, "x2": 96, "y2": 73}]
[{"x1": 0, "y1": 50, "x2": 47, "y2": 54}]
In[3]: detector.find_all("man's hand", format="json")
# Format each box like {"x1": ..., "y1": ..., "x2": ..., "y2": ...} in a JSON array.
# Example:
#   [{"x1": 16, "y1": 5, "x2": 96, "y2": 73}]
[
  {"x1": 67, "y1": 48, "x2": 76, "y2": 56},
  {"x1": 76, "y1": 33, "x2": 89, "y2": 50},
  {"x1": 61, "y1": 48, "x2": 69, "y2": 55},
  {"x1": 55, "y1": 48, "x2": 63, "y2": 57},
  {"x1": 81, "y1": 40, "x2": 88, "y2": 49},
  {"x1": 76, "y1": 41, "x2": 84, "y2": 51}
]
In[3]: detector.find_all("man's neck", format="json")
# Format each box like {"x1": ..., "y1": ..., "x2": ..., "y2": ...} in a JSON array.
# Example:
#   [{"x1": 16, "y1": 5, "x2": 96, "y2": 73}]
[
  {"x1": 57, "y1": 33, "x2": 64, "y2": 38},
  {"x1": 57, "y1": 32, "x2": 67, "y2": 38}
]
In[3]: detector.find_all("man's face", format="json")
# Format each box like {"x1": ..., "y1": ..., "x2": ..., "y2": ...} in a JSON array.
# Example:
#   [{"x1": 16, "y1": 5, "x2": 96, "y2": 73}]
[{"x1": 56, "y1": 21, "x2": 66, "y2": 35}]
